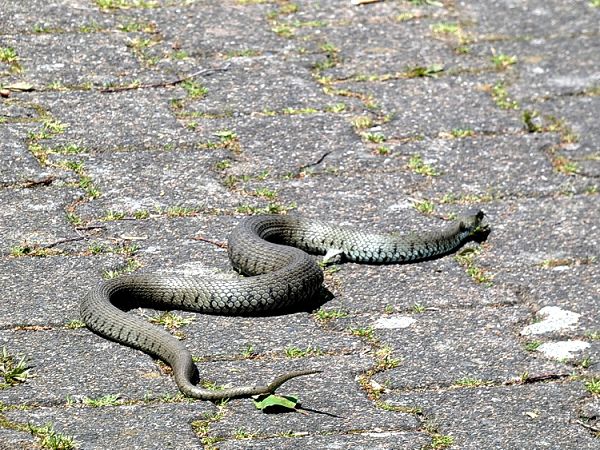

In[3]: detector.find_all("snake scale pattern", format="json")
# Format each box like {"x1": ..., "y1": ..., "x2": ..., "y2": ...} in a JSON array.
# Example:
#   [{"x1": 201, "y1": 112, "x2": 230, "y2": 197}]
[{"x1": 81, "y1": 211, "x2": 485, "y2": 400}]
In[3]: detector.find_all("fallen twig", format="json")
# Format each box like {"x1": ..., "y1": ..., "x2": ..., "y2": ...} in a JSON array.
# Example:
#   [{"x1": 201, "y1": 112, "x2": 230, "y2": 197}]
[
  {"x1": 41, "y1": 236, "x2": 86, "y2": 249},
  {"x1": 192, "y1": 236, "x2": 228, "y2": 249},
  {"x1": 100, "y1": 64, "x2": 230, "y2": 93},
  {"x1": 576, "y1": 420, "x2": 600, "y2": 433},
  {"x1": 21, "y1": 176, "x2": 56, "y2": 188}
]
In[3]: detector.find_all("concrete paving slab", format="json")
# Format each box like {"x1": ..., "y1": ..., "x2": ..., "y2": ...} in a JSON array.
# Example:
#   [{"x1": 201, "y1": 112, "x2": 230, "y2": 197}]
[
  {"x1": 21, "y1": 90, "x2": 199, "y2": 151},
  {"x1": 0, "y1": 124, "x2": 46, "y2": 185},
  {"x1": 71, "y1": 149, "x2": 240, "y2": 220},
  {"x1": 181, "y1": 313, "x2": 363, "y2": 360},
  {"x1": 478, "y1": 195, "x2": 600, "y2": 273},
  {"x1": 268, "y1": 170, "x2": 426, "y2": 223},
  {"x1": 367, "y1": 306, "x2": 567, "y2": 390},
  {"x1": 387, "y1": 133, "x2": 574, "y2": 200},
  {"x1": 384, "y1": 381, "x2": 599, "y2": 450},
  {"x1": 193, "y1": 113, "x2": 363, "y2": 177},
  {"x1": 0, "y1": 328, "x2": 178, "y2": 405},
  {"x1": 0, "y1": 102, "x2": 37, "y2": 121},
  {"x1": 208, "y1": 356, "x2": 420, "y2": 440},
  {"x1": 325, "y1": 258, "x2": 516, "y2": 313},
  {"x1": 0, "y1": 32, "x2": 159, "y2": 89},
  {"x1": 523, "y1": 95, "x2": 600, "y2": 178},
  {"x1": 216, "y1": 431, "x2": 431, "y2": 450},
  {"x1": 315, "y1": 18, "x2": 467, "y2": 81},
  {"x1": 0, "y1": 0, "x2": 113, "y2": 35},
  {"x1": 0, "y1": 428, "x2": 35, "y2": 450},
  {"x1": 471, "y1": 34, "x2": 600, "y2": 100},
  {"x1": 0, "y1": 186, "x2": 81, "y2": 252},
  {"x1": 337, "y1": 75, "x2": 523, "y2": 138},
  {"x1": 1, "y1": 255, "x2": 123, "y2": 327},
  {"x1": 186, "y1": 55, "x2": 332, "y2": 115},
  {"x1": 3, "y1": 402, "x2": 214, "y2": 450},
  {"x1": 124, "y1": 1, "x2": 281, "y2": 60},
  {"x1": 459, "y1": 0, "x2": 600, "y2": 38}
]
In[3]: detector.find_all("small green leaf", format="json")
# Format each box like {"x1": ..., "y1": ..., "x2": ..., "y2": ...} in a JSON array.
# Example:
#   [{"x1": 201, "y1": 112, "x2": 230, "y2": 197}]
[{"x1": 253, "y1": 394, "x2": 299, "y2": 412}]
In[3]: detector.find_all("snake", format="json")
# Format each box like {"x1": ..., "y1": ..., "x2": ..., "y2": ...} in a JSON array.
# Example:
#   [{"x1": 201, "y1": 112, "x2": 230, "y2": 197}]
[{"x1": 81, "y1": 210, "x2": 486, "y2": 401}]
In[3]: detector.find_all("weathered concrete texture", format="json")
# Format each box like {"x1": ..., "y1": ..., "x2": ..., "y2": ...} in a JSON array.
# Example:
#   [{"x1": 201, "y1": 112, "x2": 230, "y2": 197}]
[
  {"x1": 1, "y1": 256, "x2": 124, "y2": 326},
  {"x1": 71, "y1": 149, "x2": 240, "y2": 220},
  {"x1": 384, "y1": 382, "x2": 598, "y2": 450},
  {"x1": 268, "y1": 170, "x2": 427, "y2": 223},
  {"x1": 22, "y1": 90, "x2": 198, "y2": 151},
  {"x1": 1, "y1": 0, "x2": 599, "y2": 448},
  {"x1": 217, "y1": 431, "x2": 432, "y2": 450},
  {"x1": 0, "y1": 428, "x2": 35, "y2": 450},
  {"x1": 0, "y1": 124, "x2": 46, "y2": 185},
  {"x1": 479, "y1": 196, "x2": 600, "y2": 272},
  {"x1": 0, "y1": 328, "x2": 179, "y2": 405},
  {"x1": 84, "y1": 214, "x2": 240, "y2": 273},
  {"x1": 3, "y1": 402, "x2": 214, "y2": 450},
  {"x1": 459, "y1": 0, "x2": 600, "y2": 38},
  {"x1": 388, "y1": 133, "x2": 579, "y2": 199},
  {"x1": 182, "y1": 312, "x2": 363, "y2": 359},
  {"x1": 523, "y1": 95, "x2": 600, "y2": 178},
  {"x1": 0, "y1": 186, "x2": 81, "y2": 252},
  {"x1": 338, "y1": 75, "x2": 524, "y2": 138},
  {"x1": 196, "y1": 113, "x2": 363, "y2": 177},
  {"x1": 124, "y1": 1, "x2": 280, "y2": 59},
  {"x1": 0, "y1": 98, "x2": 40, "y2": 120},
  {"x1": 186, "y1": 56, "x2": 333, "y2": 115},
  {"x1": 326, "y1": 257, "x2": 517, "y2": 313},
  {"x1": 367, "y1": 307, "x2": 567, "y2": 390},
  {"x1": 0, "y1": 32, "x2": 157, "y2": 88},
  {"x1": 0, "y1": 0, "x2": 113, "y2": 34},
  {"x1": 208, "y1": 356, "x2": 420, "y2": 439},
  {"x1": 318, "y1": 18, "x2": 468, "y2": 80},
  {"x1": 472, "y1": 35, "x2": 600, "y2": 100}
]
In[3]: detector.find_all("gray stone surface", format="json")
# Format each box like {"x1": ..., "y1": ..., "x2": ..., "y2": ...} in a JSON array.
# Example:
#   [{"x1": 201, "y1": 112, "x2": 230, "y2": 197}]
[
  {"x1": 23, "y1": 90, "x2": 199, "y2": 151},
  {"x1": 72, "y1": 149, "x2": 240, "y2": 220},
  {"x1": 3, "y1": 402, "x2": 215, "y2": 450},
  {"x1": 384, "y1": 382, "x2": 599, "y2": 450},
  {"x1": 1, "y1": 0, "x2": 598, "y2": 449},
  {"x1": 369, "y1": 306, "x2": 567, "y2": 390},
  {"x1": 337, "y1": 75, "x2": 524, "y2": 138},
  {"x1": 186, "y1": 55, "x2": 333, "y2": 115},
  {"x1": 0, "y1": 185, "x2": 81, "y2": 252},
  {"x1": 0, "y1": 124, "x2": 45, "y2": 185},
  {"x1": 208, "y1": 356, "x2": 419, "y2": 439},
  {"x1": 1, "y1": 32, "x2": 154, "y2": 88},
  {"x1": 1, "y1": 256, "x2": 123, "y2": 326},
  {"x1": 217, "y1": 431, "x2": 431, "y2": 450}
]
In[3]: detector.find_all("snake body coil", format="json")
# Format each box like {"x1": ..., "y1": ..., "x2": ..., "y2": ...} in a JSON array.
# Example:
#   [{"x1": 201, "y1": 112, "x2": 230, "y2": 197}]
[{"x1": 81, "y1": 211, "x2": 485, "y2": 400}]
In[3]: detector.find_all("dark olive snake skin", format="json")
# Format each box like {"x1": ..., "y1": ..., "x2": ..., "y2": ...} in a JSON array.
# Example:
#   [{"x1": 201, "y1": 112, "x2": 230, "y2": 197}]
[{"x1": 81, "y1": 211, "x2": 486, "y2": 400}]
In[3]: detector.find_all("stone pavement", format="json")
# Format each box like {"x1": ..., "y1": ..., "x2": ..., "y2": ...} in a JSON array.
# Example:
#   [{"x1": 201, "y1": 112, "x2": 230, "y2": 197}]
[{"x1": 0, "y1": 0, "x2": 599, "y2": 448}]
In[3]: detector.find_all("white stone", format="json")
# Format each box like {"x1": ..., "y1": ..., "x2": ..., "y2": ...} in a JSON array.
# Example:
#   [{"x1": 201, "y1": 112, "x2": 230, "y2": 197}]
[
  {"x1": 537, "y1": 340, "x2": 590, "y2": 360},
  {"x1": 520, "y1": 306, "x2": 580, "y2": 336},
  {"x1": 373, "y1": 316, "x2": 416, "y2": 329}
]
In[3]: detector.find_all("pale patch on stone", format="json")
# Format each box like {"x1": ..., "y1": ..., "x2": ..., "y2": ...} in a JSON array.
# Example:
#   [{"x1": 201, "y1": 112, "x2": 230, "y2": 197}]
[
  {"x1": 387, "y1": 200, "x2": 414, "y2": 211},
  {"x1": 537, "y1": 340, "x2": 590, "y2": 360},
  {"x1": 520, "y1": 306, "x2": 580, "y2": 336},
  {"x1": 163, "y1": 263, "x2": 233, "y2": 279},
  {"x1": 373, "y1": 316, "x2": 416, "y2": 329}
]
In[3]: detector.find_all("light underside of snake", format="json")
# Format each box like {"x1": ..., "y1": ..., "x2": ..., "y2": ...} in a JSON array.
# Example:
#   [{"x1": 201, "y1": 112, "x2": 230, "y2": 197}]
[{"x1": 80, "y1": 211, "x2": 487, "y2": 400}]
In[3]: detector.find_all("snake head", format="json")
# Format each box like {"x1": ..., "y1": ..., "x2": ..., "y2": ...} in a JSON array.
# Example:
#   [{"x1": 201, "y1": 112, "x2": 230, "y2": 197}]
[{"x1": 458, "y1": 209, "x2": 490, "y2": 235}]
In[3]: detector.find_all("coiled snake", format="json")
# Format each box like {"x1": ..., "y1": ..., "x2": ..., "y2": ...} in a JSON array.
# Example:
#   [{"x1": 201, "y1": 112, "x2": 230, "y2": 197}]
[{"x1": 81, "y1": 211, "x2": 486, "y2": 400}]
